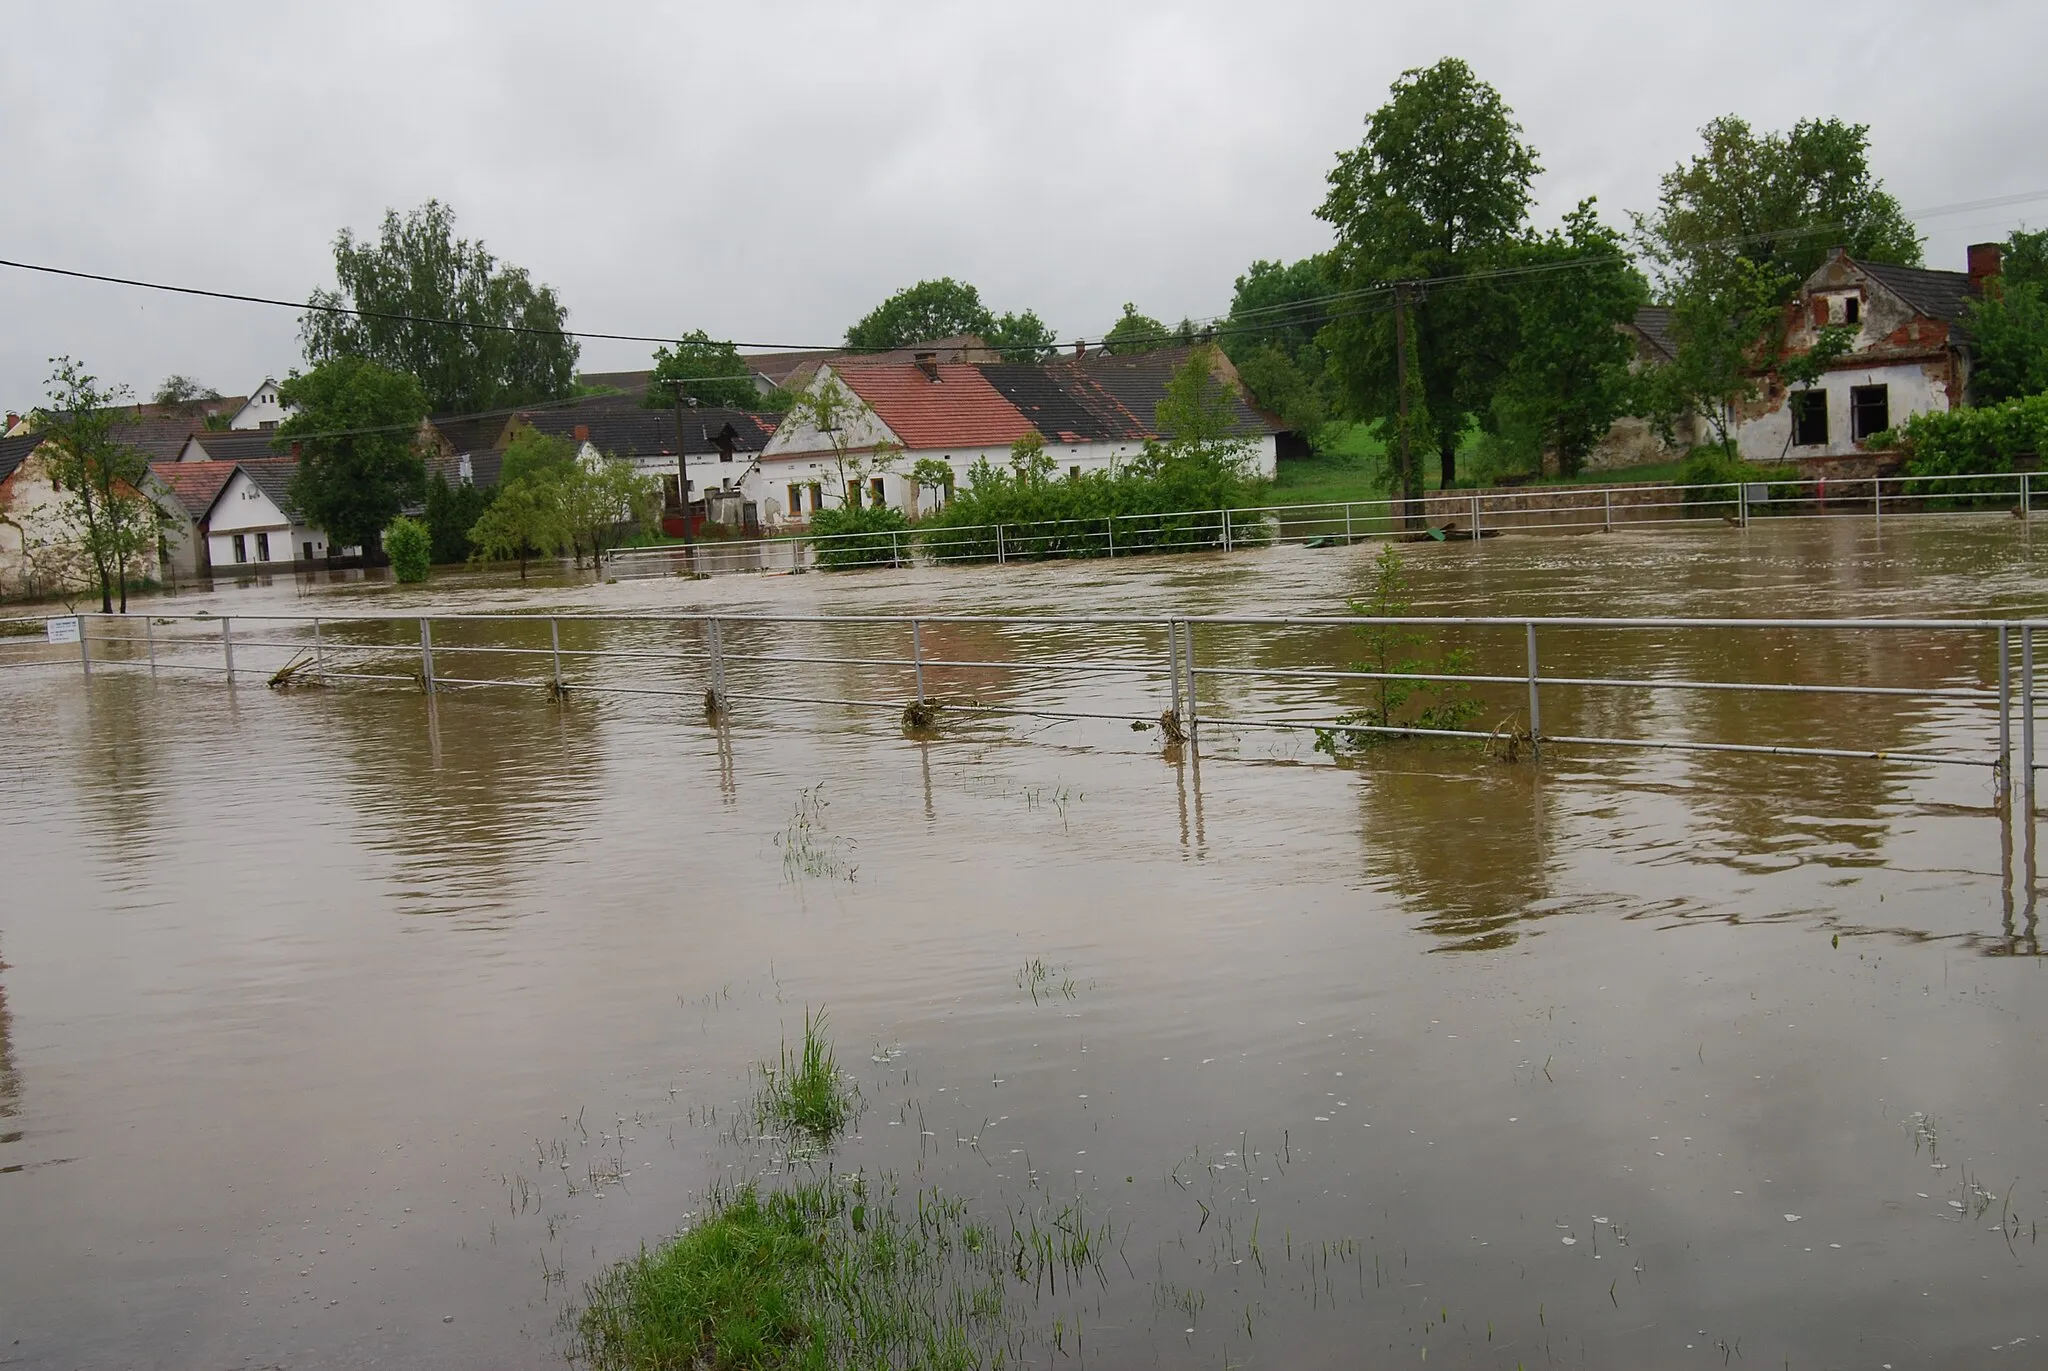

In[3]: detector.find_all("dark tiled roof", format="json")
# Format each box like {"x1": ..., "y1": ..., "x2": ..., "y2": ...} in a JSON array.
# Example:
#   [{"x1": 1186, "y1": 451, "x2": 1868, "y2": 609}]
[
  {"x1": 178, "y1": 428, "x2": 292, "y2": 462},
  {"x1": 979, "y1": 364, "x2": 1145, "y2": 443},
  {"x1": 149, "y1": 460, "x2": 241, "y2": 519},
  {"x1": 515, "y1": 403, "x2": 775, "y2": 458},
  {"x1": 1066, "y1": 347, "x2": 1279, "y2": 439},
  {"x1": 426, "y1": 448, "x2": 506, "y2": 490},
  {"x1": 1860, "y1": 262, "x2": 1976, "y2": 329},
  {"x1": 427, "y1": 411, "x2": 515, "y2": 455},
  {"x1": 109, "y1": 414, "x2": 205, "y2": 461},
  {"x1": 0, "y1": 432, "x2": 42, "y2": 485},
  {"x1": 1630, "y1": 306, "x2": 1680, "y2": 362}
]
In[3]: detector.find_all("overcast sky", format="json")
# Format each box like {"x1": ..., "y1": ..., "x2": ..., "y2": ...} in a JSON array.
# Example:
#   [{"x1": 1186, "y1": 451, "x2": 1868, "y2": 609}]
[{"x1": 3, "y1": 0, "x2": 2042, "y2": 411}]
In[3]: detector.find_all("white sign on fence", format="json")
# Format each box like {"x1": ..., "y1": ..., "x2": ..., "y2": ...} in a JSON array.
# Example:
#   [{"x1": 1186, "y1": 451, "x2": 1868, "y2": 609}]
[{"x1": 45, "y1": 616, "x2": 81, "y2": 645}]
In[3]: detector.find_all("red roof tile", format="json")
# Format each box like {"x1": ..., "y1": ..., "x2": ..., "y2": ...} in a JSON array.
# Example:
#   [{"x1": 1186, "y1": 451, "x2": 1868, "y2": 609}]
[
  {"x1": 832, "y1": 363, "x2": 1036, "y2": 451},
  {"x1": 149, "y1": 460, "x2": 241, "y2": 519}
]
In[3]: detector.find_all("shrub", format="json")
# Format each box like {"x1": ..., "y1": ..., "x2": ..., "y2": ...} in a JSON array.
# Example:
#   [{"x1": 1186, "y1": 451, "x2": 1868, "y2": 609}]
[
  {"x1": 1885, "y1": 393, "x2": 2048, "y2": 502},
  {"x1": 1675, "y1": 445, "x2": 1796, "y2": 514},
  {"x1": 807, "y1": 503, "x2": 910, "y2": 570},
  {"x1": 383, "y1": 516, "x2": 432, "y2": 582}
]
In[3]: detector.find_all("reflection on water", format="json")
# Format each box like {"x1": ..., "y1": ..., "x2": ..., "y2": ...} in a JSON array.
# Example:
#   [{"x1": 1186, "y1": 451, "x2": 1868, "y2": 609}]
[{"x1": 2, "y1": 519, "x2": 2047, "y2": 1370}]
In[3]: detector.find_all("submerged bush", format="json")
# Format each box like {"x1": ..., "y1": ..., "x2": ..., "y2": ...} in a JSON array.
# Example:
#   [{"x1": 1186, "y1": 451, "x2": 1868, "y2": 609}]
[
  {"x1": 383, "y1": 516, "x2": 432, "y2": 582},
  {"x1": 807, "y1": 504, "x2": 909, "y2": 570},
  {"x1": 1885, "y1": 392, "x2": 2048, "y2": 503},
  {"x1": 1674, "y1": 445, "x2": 1796, "y2": 513}
]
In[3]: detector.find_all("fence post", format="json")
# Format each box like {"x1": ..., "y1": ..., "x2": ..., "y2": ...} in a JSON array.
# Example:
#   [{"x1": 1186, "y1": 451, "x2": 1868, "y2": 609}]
[
  {"x1": 313, "y1": 617, "x2": 327, "y2": 684},
  {"x1": 1525, "y1": 621, "x2": 1542, "y2": 755},
  {"x1": 549, "y1": 618, "x2": 564, "y2": 695},
  {"x1": 145, "y1": 614, "x2": 156, "y2": 676},
  {"x1": 2024, "y1": 472, "x2": 2032, "y2": 524},
  {"x1": 1107, "y1": 519, "x2": 1116, "y2": 558},
  {"x1": 707, "y1": 617, "x2": 728, "y2": 712},
  {"x1": 1345, "y1": 503, "x2": 1354, "y2": 543},
  {"x1": 1874, "y1": 475, "x2": 1883, "y2": 527},
  {"x1": 1603, "y1": 487, "x2": 1613, "y2": 532},
  {"x1": 222, "y1": 616, "x2": 234, "y2": 684},
  {"x1": 78, "y1": 614, "x2": 91, "y2": 678},
  {"x1": 1471, "y1": 492, "x2": 1482, "y2": 539},
  {"x1": 2025, "y1": 625, "x2": 2036, "y2": 815},
  {"x1": 1737, "y1": 481, "x2": 1749, "y2": 528},
  {"x1": 1167, "y1": 619, "x2": 1183, "y2": 720},
  {"x1": 1222, "y1": 508, "x2": 1233, "y2": 553},
  {"x1": 911, "y1": 618, "x2": 926, "y2": 704},
  {"x1": 2000, "y1": 624, "x2": 2012, "y2": 800},
  {"x1": 890, "y1": 530, "x2": 901, "y2": 569},
  {"x1": 996, "y1": 524, "x2": 1006, "y2": 565},
  {"x1": 419, "y1": 619, "x2": 436, "y2": 694},
  {"x1": 1182, "y1": 620, "x2": 1200, "y2": 744}
]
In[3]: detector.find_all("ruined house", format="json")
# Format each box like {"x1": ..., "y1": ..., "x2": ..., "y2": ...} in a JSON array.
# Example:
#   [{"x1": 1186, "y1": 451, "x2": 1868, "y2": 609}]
[{"x1": 1732, "y1": 244, "x2": 2002, "y2": 468}]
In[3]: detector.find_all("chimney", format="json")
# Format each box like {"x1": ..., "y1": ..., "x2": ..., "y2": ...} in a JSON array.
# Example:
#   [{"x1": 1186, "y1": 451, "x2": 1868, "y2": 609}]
[
  {"x1": 1826, "y1": 245, "x2": 1848, "y2": 265},
  {"x1": 914, "y1": 351, "x2": 939, "y2": 382},
  {"x1": 1968, "y1": 242, "x2": 2004, "y2": 294},
  {"x1": 573, "y1": 424, "x2": 590, "y2": 441},
  {"x1": 1074, "y1": 340, "x2": 1086, "y2": 359},
  {"x1": 4, "y1": 412, "x2": 17, "y2": 431},
  {"x1": 289, "y1": 440, "x2": 302, "y2": 457}
]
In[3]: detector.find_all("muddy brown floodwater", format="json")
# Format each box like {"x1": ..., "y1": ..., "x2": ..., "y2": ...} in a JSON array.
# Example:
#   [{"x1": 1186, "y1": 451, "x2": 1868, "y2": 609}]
[{"x1": 3, "y1": 518, "x2": 2046, "y2": 1369}]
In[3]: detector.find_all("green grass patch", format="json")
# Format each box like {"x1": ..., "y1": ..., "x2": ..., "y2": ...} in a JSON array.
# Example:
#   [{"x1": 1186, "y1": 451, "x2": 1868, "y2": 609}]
[
  {"x1": 757, "y1": 1007, "x2": 857, "y2": 1146},
  {"x1": 576, "y1": 1175, "x2": 1112, "y2": 1370}
]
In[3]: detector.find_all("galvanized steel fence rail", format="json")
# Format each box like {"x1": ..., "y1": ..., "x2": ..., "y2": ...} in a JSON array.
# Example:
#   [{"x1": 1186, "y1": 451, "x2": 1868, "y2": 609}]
[
  {"x1": 4, "y1": 607, "x2": 2041, "y2": 810},
  {"x1": 602, "y1": 469, "x2": 2048, "y2": 577}
]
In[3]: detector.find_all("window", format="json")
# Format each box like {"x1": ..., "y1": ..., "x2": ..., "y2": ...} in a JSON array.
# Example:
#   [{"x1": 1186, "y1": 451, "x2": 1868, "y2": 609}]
[
  {"x1": 788, "y1": 484, "x2": 804, "y2": 515},
  {"x1": 1069, "y1": 465, "x2": 1081, "y2": 480},
  {"x1": 1792, "y1": 390, "x2": 1829, "y2": 447},
  {"x1": 1844, "y1": 296, "x2": 1861, "y2": 325},
  {"x1": 870, "y1": 477, "x2": 887, "y2": 508},
  {"x1": 1850, "y1": 384, "x2": 1890, "y2": 442},
  {"x1": 302, "y1": 541, "x2": 314, "y2": 562},
  {"x1": 259, "y1": 419, "x2": 276, "y2": 431},
  {"x1": 232, "y1": 534, "x2": 247, "y2": 563},
  {"x1": 255, "y1": 532, "x2": 270, "y2": 561}
]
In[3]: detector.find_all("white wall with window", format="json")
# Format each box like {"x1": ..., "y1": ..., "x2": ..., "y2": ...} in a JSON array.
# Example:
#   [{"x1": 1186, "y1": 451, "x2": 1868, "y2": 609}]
[
  {"x1": 227, "y1": 379, "x2": 294, "y2": 431},
  {"x1": 202, "y1": 469, "x2": 329, "y2": 569},
  {"x1": 1737, "y1": 362, "x2": 1948, "y2": 464}
]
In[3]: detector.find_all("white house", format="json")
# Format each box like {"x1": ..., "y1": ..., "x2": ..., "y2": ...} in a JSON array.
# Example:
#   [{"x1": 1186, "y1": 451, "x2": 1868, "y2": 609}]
[
  {"x1": 226, "y1": 377, "x2": 294, "y2": 431},
  {"x1": 198, "y1": 460, "x2": 332, "y2": 569},
  {"x1": 749, "y1": 348, "x2": 1283, "y2": 526},
  {"x1": 0, "y1": 433, "x2": 172, "y2": 597}
]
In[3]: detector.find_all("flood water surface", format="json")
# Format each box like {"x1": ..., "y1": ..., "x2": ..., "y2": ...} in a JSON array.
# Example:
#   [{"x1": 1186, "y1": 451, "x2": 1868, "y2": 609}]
[{"x1": 3, "y1": 520, "x2": 2046, "y2": 1369}]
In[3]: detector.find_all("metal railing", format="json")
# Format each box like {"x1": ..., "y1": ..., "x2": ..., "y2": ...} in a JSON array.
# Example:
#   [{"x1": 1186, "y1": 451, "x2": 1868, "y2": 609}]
[
  {"x1": 596, "y1": 468, "x2": 2045, "y2": 578},
  {"x1": 6, "y1": 606, "x2": 2042, "y2": 811}
]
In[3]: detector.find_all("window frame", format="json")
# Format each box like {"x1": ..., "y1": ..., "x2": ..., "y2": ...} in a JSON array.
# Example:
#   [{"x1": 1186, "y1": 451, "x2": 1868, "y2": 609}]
[
  {"x1": 232, "y1": 533, "x2": 247, "y2": 563},
  {"x1": 1850, "y1": 384, "x2": 1890, "y2": 442},
  {"x1": 255, "y1": 531, "x2": 270, "y2": 562}
]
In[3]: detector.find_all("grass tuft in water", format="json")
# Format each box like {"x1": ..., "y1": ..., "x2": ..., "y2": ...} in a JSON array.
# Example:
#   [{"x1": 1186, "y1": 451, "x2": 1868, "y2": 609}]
[
  {"x1": 758, "y1": 1008, "x2": 857, "y2": 1145},
  {"x1": 575, "y1": 1174, "x2": 1111, "y2": 1370}
]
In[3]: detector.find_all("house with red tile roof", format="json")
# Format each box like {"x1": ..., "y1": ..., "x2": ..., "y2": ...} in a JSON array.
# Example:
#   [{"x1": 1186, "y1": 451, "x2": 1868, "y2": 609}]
[{"x1": 751, "y1": 347, "x2": 1283, "y2": 525}]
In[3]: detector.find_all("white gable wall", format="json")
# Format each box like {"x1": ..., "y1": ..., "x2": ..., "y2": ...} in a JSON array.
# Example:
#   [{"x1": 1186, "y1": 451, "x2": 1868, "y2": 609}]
[
  {"x1": 204, "y1": 469, "x2": 327, "y2": 568},
  {"x1": 228, "y1": 379, "x2": 293, "y2": 431}
]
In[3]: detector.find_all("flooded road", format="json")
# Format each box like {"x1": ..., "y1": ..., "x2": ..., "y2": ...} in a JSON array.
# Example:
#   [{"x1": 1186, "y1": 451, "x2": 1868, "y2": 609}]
[{"x1": 3, "y1": 519, "x2": 2046, "y2": 1369}]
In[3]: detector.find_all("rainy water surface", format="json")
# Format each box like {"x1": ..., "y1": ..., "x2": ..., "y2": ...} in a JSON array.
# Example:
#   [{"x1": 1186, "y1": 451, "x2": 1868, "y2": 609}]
[{"x1": 2, "y1": 518, "x2": 2045, "y2": 1369}]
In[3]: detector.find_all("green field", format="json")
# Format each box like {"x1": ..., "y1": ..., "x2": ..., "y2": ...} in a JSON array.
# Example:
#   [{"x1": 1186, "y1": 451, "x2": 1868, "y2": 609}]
[{"x1": 1262, "y1": 422, "x2": 1685, "y2": 509}]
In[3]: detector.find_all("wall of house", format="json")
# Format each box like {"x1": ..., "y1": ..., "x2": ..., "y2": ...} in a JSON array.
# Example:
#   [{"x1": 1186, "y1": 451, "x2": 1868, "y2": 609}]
[
  {"x1": 204, "y1": 471, "x2": 328, "y2": 568},
  {"x1": 229, "y1": 382, "x2": 291, "y2": 431},
  {"x1": 0, "y1": 449, "x2": 164, "y2": 598},
  {"x1": 751, "y1": 434, "x2": 1281, "y2": 525},
  {"x1": 1734, "y1": 360, "x2": 1953, "y2": 464}
]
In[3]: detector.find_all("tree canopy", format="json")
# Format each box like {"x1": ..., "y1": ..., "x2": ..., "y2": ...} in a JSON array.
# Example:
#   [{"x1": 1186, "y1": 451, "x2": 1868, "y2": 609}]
[
  {"x1": 1635, "y1": 116, "x2": 1921, "y2": 300},
  {"x1": 1317, "y1": 57, "x2": 1541, "y2": 497},
  {"x1": 38, "y1": 359, "x2": 169, "y2": 612},
  {"x1": 1966, "y1": 228, "x2": 2048, "y2": 405},
  {"x1": 277, "y1": 357, "x2": 430, "y2": 553},
  {"x1": 644, "y1": 330, "x2": 759, "y2": 409},
  {"x1": 301, "y1": 200, "x2": 579, "y2": 414},
  {"x1": 1102, "y1": 303, "x2": 1168, "y2": 355},
  {"x1": 842, "y1": 277, "x2": 1058, "y2": 363}
]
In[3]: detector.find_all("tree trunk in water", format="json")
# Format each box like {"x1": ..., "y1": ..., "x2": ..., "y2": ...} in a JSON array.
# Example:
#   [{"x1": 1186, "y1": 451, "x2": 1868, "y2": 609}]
[{"x1": 1439, "y1": 439, "x2": 1457, "y2": 493}]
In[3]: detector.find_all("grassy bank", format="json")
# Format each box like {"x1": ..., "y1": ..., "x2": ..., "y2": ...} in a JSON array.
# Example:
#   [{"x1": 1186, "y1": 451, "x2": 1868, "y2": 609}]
[{"x1": 1265, "y1": 421, "x2": 1686, "y2": 508}]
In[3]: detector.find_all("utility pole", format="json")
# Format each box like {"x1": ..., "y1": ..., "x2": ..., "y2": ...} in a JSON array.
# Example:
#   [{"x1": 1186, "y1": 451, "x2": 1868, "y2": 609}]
[
  {"x1": 671, "y1": 394, "x2": 695, "y2": 546},
  {"x1": 1393, "y1": 283, "x2": 1416, "y2": 530}
]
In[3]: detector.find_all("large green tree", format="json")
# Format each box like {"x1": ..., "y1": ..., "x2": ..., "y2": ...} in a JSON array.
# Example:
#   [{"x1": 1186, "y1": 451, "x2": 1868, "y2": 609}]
[
  {"x1": 985, "y1": 309, "x2": 1060, "y2": 362},
  {"x1": 644, "y1": 330, "x2": 759, "y2": 409},
  {"x1": 278, "y1": 357, "x2": 430, "y2": 554},
  {"x1": 1634, "y1": 116, "x2": 1921, "y2": 299},
  {"x1": 1966, "y1": 228, "x2": 2048, "y2": 405},
  {"x1": 1222, "y1": 258, "x2": 1336, "y2": 442},
  {"x1": 1487, "y1": 201, "x2": 1648, "y2": 476},
  {"x1": 302, "y1": 200, "x2": 579, "y2": 414},
  {"x1": 1317, "y1": 58, "x2": 1541, "y2": 499}
]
